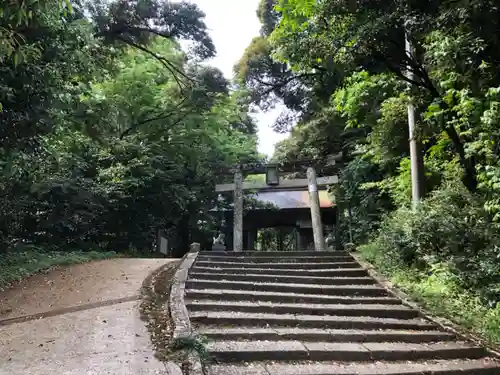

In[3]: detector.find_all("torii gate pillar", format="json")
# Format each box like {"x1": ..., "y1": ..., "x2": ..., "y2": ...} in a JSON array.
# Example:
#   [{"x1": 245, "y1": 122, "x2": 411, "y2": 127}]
[
  {"x1": 233, "y1": 168, "x2": 244, "y2": 252},
  {"x1": 307, "y1": 167, "x2": 325, "y2": 250}
]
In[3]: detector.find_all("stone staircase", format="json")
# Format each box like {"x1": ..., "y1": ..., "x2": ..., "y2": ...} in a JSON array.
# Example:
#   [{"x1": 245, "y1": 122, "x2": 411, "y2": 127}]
[{"x1": 184, "y1": 251, "x2": 500, "y2": 374}]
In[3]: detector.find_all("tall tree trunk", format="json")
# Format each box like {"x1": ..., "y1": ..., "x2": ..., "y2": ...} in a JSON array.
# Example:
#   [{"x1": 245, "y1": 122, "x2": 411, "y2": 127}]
[{"x1": 443, "y1": 122, "x2": 477, "y2": 192}]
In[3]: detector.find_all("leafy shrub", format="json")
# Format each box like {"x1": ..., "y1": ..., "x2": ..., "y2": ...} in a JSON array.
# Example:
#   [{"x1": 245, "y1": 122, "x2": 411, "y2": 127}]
[
  {"x1": 390, "y1": 262, "x2": 500, "y2": 345},
  {"x1": 369, "y1": 183, "x2": 500, "y2": 305}
]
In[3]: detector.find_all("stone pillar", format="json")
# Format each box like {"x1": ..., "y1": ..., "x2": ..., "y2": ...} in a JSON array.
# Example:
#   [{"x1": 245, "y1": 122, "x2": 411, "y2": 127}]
[
  {"x1": 307, "y1": 167, "x2": 325, "y2": 250},
  {"x1": 233, "y1": 168, "x2": 244, "y2": 252}
]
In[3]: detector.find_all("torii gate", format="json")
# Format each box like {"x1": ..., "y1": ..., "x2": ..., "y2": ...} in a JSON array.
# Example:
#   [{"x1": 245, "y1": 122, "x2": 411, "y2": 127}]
[{"x1": 215, "y1": 155, "x2": 341, "y2": 251}]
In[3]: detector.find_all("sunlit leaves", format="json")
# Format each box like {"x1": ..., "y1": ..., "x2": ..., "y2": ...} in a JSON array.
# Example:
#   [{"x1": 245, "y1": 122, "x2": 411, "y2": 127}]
[{"x1": 0, "y1": 2, "x2": 260, "y2": 254}]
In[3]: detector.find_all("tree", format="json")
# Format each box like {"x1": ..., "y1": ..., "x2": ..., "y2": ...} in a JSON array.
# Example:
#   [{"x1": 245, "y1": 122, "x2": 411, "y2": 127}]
[
  {"x1": 0, "y1": 2, "x2": 260, "y2": 256},
  {"x1": 1, "y1": 0, "x2": 218, "y2": 148},
  {"x1": 270, "y1": 0, "x2": 500, "y2": 192},
  {"x1": 0, "y1": 0, "x2": 73, "y2": 63},
  {"x1": 257, "y1": 0, "x2": 280, "y2": 37},
  {"x1": 90, "y1": 0, "x2": 215, "y2": 61}
]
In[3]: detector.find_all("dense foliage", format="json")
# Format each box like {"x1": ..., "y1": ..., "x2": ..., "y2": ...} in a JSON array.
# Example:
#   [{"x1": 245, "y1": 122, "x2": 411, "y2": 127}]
[
  {"x1": 0, "y1": 0, "x2": 260, "y2": 264},
  {"x1": 235, "y1": 0, "x2": 500, "y2": 340}
]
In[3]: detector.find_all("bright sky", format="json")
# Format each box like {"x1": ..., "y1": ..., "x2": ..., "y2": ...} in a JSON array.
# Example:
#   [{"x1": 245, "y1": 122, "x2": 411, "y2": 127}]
[{"x1": 188, "y1": 0, "x2": 288, "y2": 158}]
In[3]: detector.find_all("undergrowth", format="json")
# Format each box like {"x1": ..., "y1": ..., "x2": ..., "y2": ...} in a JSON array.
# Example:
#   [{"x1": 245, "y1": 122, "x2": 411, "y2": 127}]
[
  {"x1": 173, "y1": 334, "x2": 210, "y2": 372},
  {"x1": 0, "y1": 247, "x2": 117, "y2": 291},
  {"x1": 359, "y1": 242, "x2": 500, "y2": 346}
]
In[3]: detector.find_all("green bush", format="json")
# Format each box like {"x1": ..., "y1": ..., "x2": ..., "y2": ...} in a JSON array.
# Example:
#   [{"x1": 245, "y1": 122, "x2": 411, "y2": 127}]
[
  {"x1": 360, "y1": 247, "x2": 500, "y2": 345},
  {"x1": 368, "y1": 183, "x2": 500, "y2": 305},
  {"x1": 395, "y1": 266, "x2": 500, "y2": 344}
]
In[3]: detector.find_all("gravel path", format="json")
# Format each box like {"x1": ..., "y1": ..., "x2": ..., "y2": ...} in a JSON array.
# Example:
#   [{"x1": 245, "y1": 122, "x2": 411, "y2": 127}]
[{"x1": 0, "y1": 258, "x2": 178, "y2": 375}]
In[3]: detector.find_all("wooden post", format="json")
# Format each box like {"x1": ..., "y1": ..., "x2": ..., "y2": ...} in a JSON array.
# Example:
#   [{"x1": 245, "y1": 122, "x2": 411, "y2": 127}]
[
  {"x1": 307, "y1": 167, "x2": 325, "y2": 250},
  {"x1": 233, "y1": 168, "x2": 244, "y2": 252}
]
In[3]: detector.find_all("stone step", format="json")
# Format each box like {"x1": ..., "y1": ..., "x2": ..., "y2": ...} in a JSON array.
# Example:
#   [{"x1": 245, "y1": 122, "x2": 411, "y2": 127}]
[
  {"x1": 199, "y1": 251, "x2": 349, "y2": 257},
  {"x1": 189, "y1": 272, "x2": 376, "y2": 286},
  {"x1": 187, "y1": 300, "x2": 419, "y2": 319},
  {"x1": 198, "y1": 327, "x2": 455, "y2": 343},
  {"x1": 205, "y1": 340, "x2": 487, "y2": 363},
  {"x1": 190, "y1": 266, "x2": 369, "y2": 277},
  {"x1": 185, "y1": 279, "x2": 388, "y2": 296},
  {"x1": 185, "y1": 289, "x2": 403, "y2": 305},
  {"x1": 197, "y1": 255, "x2": 354, "y2": 263},
  {"x1": 194, "y1": 261, "x2": 360, "y2": 269},
  {"x1": 206, "y1": 359, "x2": 500, "y2": 375},
  {"x1": 190, "y1": 311, "x2": 436, "y2": 330}
]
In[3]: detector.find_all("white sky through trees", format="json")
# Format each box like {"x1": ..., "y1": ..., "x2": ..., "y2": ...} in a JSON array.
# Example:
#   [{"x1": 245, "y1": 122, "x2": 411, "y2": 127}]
[{"x1": 188, "y1": 0, "x2": 288, "y2": 158}]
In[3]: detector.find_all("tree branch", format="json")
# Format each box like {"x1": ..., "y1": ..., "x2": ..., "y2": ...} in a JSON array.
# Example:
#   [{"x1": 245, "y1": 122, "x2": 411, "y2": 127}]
[
  {"x1": 123, "y1": 27, "x2": 173, "y2": 39},
  {"x1": 120, "y1": 98, "x2": 190, "y2": 138},
  {"x1": 374, "y1": 52, "x2": 428, "y2": 88},
  {"x1": 259, "y1": 71, "x2": 323, "y2": 97},
  {"x1": 113, "y1": 34, "x2": 192, "y2": 92},
  {"x1": 95, "y1": 26, "x2": 173, "y2": 40}
]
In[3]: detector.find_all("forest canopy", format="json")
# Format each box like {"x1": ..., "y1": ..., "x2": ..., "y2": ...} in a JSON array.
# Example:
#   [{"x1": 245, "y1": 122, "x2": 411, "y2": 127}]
[{"x1": 0, "y1": 0, "x2": 261, "y2": 259}]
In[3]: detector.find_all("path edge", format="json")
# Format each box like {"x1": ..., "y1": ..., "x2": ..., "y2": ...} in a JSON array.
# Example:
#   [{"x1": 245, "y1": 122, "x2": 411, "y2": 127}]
[
  {"x1": 351, "y1": 251, "x2": 500, "y2": 358},
  {"x1": 169, "y1": 250, "x2": 203, "y2": 375},
  {"x1": 140, "y1": 260, "x2": 183, "y2": 374}
]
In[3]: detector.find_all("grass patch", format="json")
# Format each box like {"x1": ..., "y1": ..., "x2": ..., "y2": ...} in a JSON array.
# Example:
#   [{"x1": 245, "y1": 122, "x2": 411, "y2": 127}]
[
  {"x1": 0, "y1": 247, "x2": 117, "y2": 291},
  {"x1": 359, "y1": 243, "x2": 500, "y2": 346}
]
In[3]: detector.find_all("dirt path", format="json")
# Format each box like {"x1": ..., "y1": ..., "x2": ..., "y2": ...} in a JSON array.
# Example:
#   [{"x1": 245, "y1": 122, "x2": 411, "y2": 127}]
[{"x1": 0, "y1": 258, "x2": 178, "y2": 375}]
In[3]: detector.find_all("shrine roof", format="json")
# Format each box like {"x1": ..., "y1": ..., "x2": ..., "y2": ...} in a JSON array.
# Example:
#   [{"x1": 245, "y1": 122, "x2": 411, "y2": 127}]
[{"x1": 212, "y1": 189, "x2": 334, "y2": 211}]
